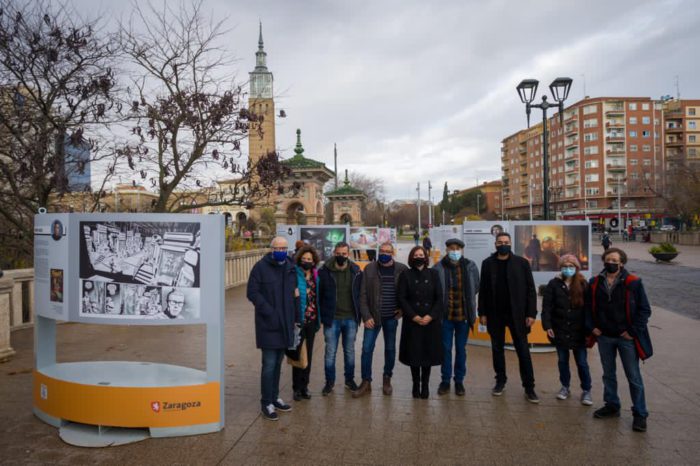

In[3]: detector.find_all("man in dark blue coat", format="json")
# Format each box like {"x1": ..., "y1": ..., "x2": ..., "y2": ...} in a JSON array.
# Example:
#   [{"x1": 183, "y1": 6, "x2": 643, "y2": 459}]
[{"x1": 247, "y1": 236, "x2": 297, "y2": 421}]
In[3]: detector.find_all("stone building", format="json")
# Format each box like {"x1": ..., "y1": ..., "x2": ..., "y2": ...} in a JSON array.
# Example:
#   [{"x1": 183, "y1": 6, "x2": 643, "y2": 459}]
[{"x1": 325, "y1": 170, "x2": 366, "y2": 225}]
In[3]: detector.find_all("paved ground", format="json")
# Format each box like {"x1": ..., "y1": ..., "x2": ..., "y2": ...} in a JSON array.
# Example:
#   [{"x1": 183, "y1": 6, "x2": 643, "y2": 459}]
[{"x1": 1, "y1": 241, "x2": 700, "y2": 464}]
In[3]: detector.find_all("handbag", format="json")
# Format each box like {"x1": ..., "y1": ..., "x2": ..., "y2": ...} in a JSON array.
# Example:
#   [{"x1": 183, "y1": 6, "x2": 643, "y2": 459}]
[{"x1": 285, "y1": 339, "x2": 308, "y2": 369}]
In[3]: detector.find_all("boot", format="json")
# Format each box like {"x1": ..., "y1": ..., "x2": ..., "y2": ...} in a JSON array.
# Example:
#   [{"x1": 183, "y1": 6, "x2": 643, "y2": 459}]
[
  {"x1": 382, "y1": 375, "x2": 393, "y2": 396},
  {"x1": 420, "y1": 367, "x2": 430, "y2": 399},
  {"x1": 352, "y1": 380, "x2": 371, "y2": 398},
  {"x1": 411, "y1": 367, "x2": 420, "y2": 398}
]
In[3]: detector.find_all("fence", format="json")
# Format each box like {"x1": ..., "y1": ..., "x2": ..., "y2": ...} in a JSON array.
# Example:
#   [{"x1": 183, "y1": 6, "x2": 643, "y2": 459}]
[
  {"x1": 650, "y1": 231, "x2": 700, "y2": 246},
  {"x1": 0, "y1": 249, "x2": 267, "y2": 362}
]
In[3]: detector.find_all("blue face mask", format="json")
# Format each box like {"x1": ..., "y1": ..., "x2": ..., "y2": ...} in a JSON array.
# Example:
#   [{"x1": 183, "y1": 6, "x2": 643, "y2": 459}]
[
  {"x1": 272, "y1": 251, "x2": 287, "y2": 263},
  {"x1": 448, "y1": 250, "x2": 462, "y2": 261},
  {"x1": 561, "y1": 266, "x2": 576, "y2": 278},
  {"x1": 378, "y1": 253, "x2": 392, "y2": 264}
]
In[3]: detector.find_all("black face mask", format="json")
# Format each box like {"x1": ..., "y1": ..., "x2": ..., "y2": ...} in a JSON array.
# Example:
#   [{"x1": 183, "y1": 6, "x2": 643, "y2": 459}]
[
  {"x1": 335, "y1": 255, "x2": 348, "y2": 266},
  {"x1": 300, "y1": 261, "x2": 314, "y2": 271},
  {"x1": 410, "y1": 257, "x2": 426, "y2": 268},
  {"x1": 496, "y1": 245, "x2": 511, "y2": 255},
  {"x1": 604, "y1": 262, "x2": 620, "y2": 274}
]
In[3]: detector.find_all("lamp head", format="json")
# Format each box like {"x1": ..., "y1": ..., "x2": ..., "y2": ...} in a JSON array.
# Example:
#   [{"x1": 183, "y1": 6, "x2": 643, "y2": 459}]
[
  {"x1": 549, "y1": 77, "x2": 573, "y2": 103},
  {"x1": 517, "y1": 79, "x2": 539, "y2": 104}
]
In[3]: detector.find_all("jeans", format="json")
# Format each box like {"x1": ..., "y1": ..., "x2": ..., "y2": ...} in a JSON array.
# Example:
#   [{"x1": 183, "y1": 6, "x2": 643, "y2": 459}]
[
  {"x1": 324, "y1": 318, "x2": 358, "y2": 384},
  {"x1": 292, "y1": 324, "x2": 317, "y2": 392},
  {"x1": 260, "y1": 348, "x2": 285, "y2": 408},
  {"x1": 360, "y1": 317, "x2": 399, "y2": 382},
  {"x1": 488, "y1": 317, "x2": 535, "y2": 390},
  {"x1": 597, "y1": 335, "x2": 648, "y2": 417},
  {"x1": 555, "y1": 344, "x2": 592, "y2": 391},
  {"x1": 441, "y1": 319, "x2": 469, "y2": 384}
]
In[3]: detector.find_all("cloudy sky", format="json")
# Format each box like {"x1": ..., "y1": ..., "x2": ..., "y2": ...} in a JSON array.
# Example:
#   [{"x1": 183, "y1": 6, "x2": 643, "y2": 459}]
[{"x1": 71, "y1": 0, "x2": 700, "y2": 201}]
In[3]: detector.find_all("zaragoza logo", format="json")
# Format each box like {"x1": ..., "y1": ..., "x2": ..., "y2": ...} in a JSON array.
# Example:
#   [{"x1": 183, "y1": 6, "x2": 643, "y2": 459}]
[{"x1": 151, "y1": 401, "x2": 161, "y2": 413}]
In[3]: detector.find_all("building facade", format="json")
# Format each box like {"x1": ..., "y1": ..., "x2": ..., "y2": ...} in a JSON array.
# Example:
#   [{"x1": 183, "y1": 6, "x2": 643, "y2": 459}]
[
  {"x1": 325, "y1": 170, "x2": 366, "y2": 226},
  {"x1": 451, "y1": 180, "x2": 503, "y2": 219}
]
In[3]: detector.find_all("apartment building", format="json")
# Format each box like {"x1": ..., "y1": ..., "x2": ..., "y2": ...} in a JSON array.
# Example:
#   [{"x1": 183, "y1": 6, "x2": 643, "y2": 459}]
[{"x1": 663, "y1": 99, "x2": 700, "y2": 170}]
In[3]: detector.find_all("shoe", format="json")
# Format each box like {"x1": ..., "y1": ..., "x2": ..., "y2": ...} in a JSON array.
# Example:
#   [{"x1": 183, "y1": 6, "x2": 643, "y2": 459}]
[
  {"x1": 412, "y1": 382, "x2": 420, "y2": 398},
  {"x1": 322, "y1": 382, "x2": 334, "y2": 396},
  {"x1": 301, "y1": 388, "x2": 312, "y2": 400},
  {"x1": 438, "y1": 382, "x2": 450, "y2": 396},
  {"x1": 420, "y1": 385, "x2": 429, "y2": 399},
  {"x1": 580, "y1": 391, "x2": 593, "y2": 406},
  {"x1": 633, "y1": 415, "x2": 647, "y2": 432},
  {"x1": 345, "y1": 380, "x2": 359, "y2": 391},
  {"x1": 382, "y1": 375, "x2": 393, "y2": 396},
  {"x1": 492, "y1": 383, "x2": 505, "y2": 396},
  {"x1": 293, "y1": 390, "x2": 302, "y2": 402},
  {"x1": 525, "y1": 390, "x2": 540, "y2": 404},
  {"x1": 556, "y1": 386, "x2": 570, "y2": 400},
  {"x1": 352, "y1": 380, "x2": 371, "y2": 398},
  {"x1": 273, "y1": 398, "x2": 292, "y2": 412},
  {"x1": 593, "y1": 405, "x2": 621, "y2": 418},
  {"x1": 455, "y1": 383, "x2": 465, "y2": 397},
  {"x1": 261, "y1": 404, "x2": 278, "y2": 421}
]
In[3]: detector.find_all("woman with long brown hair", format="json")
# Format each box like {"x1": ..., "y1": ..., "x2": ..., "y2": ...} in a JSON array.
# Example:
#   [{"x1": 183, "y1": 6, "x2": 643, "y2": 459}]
[
  {"x1": 398, "y1": 245, "x2": 443, "y2": 399},
  {"x1": 541, "y1": 254, "x2": 592, "y2": 406}
]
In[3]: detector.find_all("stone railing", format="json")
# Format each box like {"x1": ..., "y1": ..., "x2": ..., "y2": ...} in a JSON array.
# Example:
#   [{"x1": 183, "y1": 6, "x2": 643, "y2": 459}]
[
  {"x1": 225, "y1": 249, "x2": 267, "y2": 289},
  {"x1": 651, "y1": 231, "x2": 700, "y2": 246}
]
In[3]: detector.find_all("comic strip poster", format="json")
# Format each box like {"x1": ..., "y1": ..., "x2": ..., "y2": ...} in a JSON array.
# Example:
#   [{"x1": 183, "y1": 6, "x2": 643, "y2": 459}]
[{"x1": 300, "y1": 227, "x2": 347, "y2": 261}]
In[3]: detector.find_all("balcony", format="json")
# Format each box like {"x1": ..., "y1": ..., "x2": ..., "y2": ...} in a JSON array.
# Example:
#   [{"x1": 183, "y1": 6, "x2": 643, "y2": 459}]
[
  {"x1": 605, "y1": 105, "x2": 625, "y2": 115},
  {"x1": 606, "y1": 149, "x2": 625, "y2": 157},
  {"x1": 565, "y1": 124, "x2": 579, "y2": 135},
  {"x1": 607, "y1": 177, "x2": 625, "y2": 185},
  {"x1": 520, "y1": 180, "x2": 529, "y2": 187},
  {"x1": 565, "y1": 179, "x2": 580, "y2": 187},
  {"x1": 565, "y1": 139, "x2": 579, "y2": 149},
  {"x1": 606, "y1": 134, "x2": 625, "y2": 142},
  {"x1": 606, "y1": 120, "x2": 624, "y2": 128},
  {"x1": 666, "y1": 138, "x2": 683, "y2": 146},
  {"x1": 666, "y1": 125, "x2": 683, "y2": 133},
  {"x1": 606, "y1": 164, "x2": 626, "y2": 172},
  {"x1": 518, "y1": 145, "x2": 527, "y2": 154},
  {"x1": 564, "y1": 164, "x2": 578, "y2": 173},
  {"x1": 565, "y1": 113, "x2": 578, "y2": 123}
]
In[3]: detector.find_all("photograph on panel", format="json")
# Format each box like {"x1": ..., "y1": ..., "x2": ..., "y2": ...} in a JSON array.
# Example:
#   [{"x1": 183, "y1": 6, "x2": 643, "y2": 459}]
[
  {"x1": 513, "y1": 224, "x2": 590, "y2": 272},
  {"x1": 80, "y1": 280, "x2": 105, "y2": 315},
  {"x1": 79, "y1": 221, "x2": 201, "y2": 287},
  {"x1": 300, "y1": 227, "x2": 346, "y2": 261}
]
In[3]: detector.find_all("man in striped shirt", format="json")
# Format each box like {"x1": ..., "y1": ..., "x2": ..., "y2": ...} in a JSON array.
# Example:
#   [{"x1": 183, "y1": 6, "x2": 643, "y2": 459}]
[{"x1": 355, "y1": 242, "x2": 408, "y2": 397}]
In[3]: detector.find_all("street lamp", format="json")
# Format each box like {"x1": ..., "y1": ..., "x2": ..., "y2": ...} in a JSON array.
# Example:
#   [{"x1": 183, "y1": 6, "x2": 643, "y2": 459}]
[
  {"x1": 517, "y1": 77, "x2": 573, "y2": 220},
  {"x1": 476, "y1": 193, "x2": 481, "y2": 217}
]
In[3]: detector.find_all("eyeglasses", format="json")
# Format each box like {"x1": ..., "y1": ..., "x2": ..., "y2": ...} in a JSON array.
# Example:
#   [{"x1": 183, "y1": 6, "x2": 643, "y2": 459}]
[{"x1": 271, "y1": 247, "x2": 287, "y2": 251}]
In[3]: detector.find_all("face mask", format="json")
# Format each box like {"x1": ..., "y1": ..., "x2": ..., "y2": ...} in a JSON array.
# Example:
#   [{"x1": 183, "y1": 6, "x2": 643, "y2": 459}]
[
  {"x1": 448, "y1": 250, "x2": 462, "y2": 261},
  {"x1": 335, "y1": 255, "x2": 348, "y2": 266},
  {"x1": 411, "y1": 257, "x2": 426, "y2": 268},
  {"x1": 496, "y1": 245, "x2": 511, "y2": 255},
  {"x1": 300, "y1": 261, "x2": 314, "y2": 270},
  {"x1": 561, "y1": 266, "x2": 576, "y2": 278},
  {"x1": 273, "y1": 251, "x2": 287, "y2": 262},
  {"x1": 378, "y1": 253, "x2": 393, "y2": 264},
  {"x1": 604, "y1": 262, "x2": 620, "y2": 274}
]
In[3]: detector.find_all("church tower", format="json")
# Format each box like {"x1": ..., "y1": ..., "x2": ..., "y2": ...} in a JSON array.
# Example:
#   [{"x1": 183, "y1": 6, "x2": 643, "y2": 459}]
[{"x1": 248, "y1": 22, "x2": 275, "y2": 166}]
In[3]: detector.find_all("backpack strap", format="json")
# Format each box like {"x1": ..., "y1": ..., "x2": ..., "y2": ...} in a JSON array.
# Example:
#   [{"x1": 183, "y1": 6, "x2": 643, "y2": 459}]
[
  {"x1": 590, "y1": 276, "x2": 600, "y2": 320},
  {"x1": 623, "y1": 274, "x2": 639, "y2": 325}
]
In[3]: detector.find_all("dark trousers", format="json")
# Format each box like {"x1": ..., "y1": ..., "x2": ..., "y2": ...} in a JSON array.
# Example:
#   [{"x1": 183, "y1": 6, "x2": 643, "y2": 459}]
[
  {"x1": 292, "y1": 324, "x2": 317, "y2": 392},
  {"x1": 261, "y1": 348, "x2": 285, "y2": 408},
  {"x1": 488, "y1": 316, "x2": 535, "y2": 390}
]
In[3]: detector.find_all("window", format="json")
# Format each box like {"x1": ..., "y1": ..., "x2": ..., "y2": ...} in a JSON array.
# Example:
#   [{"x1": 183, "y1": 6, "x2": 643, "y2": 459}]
[
  {"x1": 690, "y1": 135, "x2": 697, "y2": 143},
  {"x1": 642, "y1": 145, "x2": 651, "y2": 152},
  {"x1": 631, "y1": 172, "x2": 639, "y2": 179},
  {"x1": 630, "y1": 159, "x2": 638, "y2": 166},
  {"x1": 689, "y1": 108, "x2": 697, "y2": 116},
  {"x1": 629, "y1": 117, "x2": 637, "y2": 124},
  {"x1": 584, "y1": 133, "x2": 598, "y2": 142},
  {"x1": 642, "y1": 116, "x2": 650, "y2": 124},
  {"x1": 585, "y1": 174, "x2": 599, "y2": 182},
  {"x1": 643, "y1": 159, "x2": 652, "y2": 166},
  {"x1": 689, "y1": 148, "x2": 698, "y2": 157},
  {"x1": 642, "y1": 103, "x2": 650, "y2": 110},
  {"x1": 583, "y1": 104, "x2": 598, "y2": 115},
  {"x1": 642, "y1": 130, "x2": 650, "y2": 137},
  {"x1": 689, "y1": 121, "x2": 697, "y2": 129},
  {"x1": 629, "y1": 130, "x2": 637, "y2": 137},
  {"x1": 585, "y1": 160, "x2": 599, "y2": 168},
  {"x1": 588, "y1": 200, "x2": 598, "y2": 207},
  {"x1": 630, "y1": 144, "x2": 638, "y2": 151},
  {"x1": 584, "y1": 146, "x2": 599, "y2": 155},
  {"x1": 629, "y1": 103, "x2": 637, "y2": 110},
  {"x1": 584, "y1": 118, "x2": 598, "y2": 128}
]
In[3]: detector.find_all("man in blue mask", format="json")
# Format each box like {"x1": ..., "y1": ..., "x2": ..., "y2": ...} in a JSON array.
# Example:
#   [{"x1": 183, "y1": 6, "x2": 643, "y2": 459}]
[
  {"x1": 478, "y1": 232, "x2": 539, "y2": 403},
  {"x1": 432, "y1": 238, "x2": 479, "y2": 396},
  {"x1": 247, "y1": 237, "x2": 297, "y2": 421},
  {"x1": 354, "y1": 242, "x2": 408, "y2": 397}
]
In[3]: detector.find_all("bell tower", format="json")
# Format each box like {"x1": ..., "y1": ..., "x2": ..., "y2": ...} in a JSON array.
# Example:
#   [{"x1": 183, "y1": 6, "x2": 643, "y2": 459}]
[{"x1": 248, "y1": 22, "x2": 275, "y2": 166}]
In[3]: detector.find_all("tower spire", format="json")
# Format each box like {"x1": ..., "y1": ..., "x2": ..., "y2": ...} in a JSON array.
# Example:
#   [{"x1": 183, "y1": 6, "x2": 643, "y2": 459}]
[
  {"x1": 254, "y1": 22, "x2": 268, "y2": 71},
  {"x1": 344, "y1": 169, "x2": 350, "y2": 186},
  {"x1": 258, "y1": 21, "x2": 264, "y2": 51},
  {"x1": 294, "y1": 129, "x2": 304, "y2": 157}
]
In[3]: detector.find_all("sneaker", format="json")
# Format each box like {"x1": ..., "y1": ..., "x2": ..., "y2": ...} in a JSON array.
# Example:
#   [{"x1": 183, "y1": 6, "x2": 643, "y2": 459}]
[
  {"x1": 438, "y1": 382, "x2": 450, "y2": 395},
  {"x1": 492, "y1": 383, "x2": 505, "y2": 396},
  {"x1": 633, "y1": 415, "x2": 647, "y2": 432},
  {"x1": 593, "y1": 405, "x2": 621, "y2": 418},
  {"x1": 261, "y1": 404, "x2": 278, "y2": 421},
  {"x1": 322, "y1": 382, "x2": 334, "y2": 396},
  {"x1": 556, "y1": 386, "x2": 570, "y2": 400},
  {"x1": 525, "y1": 390, "x2": 540, "y2": 404},
  {"x1": 580, "y1": 391, "x2": 593, "y2": 406},
  {"x1": 455, "y1": 383, "x2": 465, "y2": 397},
  {"x1": 345, "y1": 380, "x2": 359, "y2": 391},
  {"x1": 273, "y1": 398, "x2": 292, "y2": 412}
]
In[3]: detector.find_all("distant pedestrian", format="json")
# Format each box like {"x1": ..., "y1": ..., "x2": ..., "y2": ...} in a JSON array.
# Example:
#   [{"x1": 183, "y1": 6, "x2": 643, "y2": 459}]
[
  {"x1": 601, "y1": 232, "x2": 612, "y2": 251},
  {"x1": 413, "y1": 231, "x2": 420, "y2": 246},
  {"x1": 478, "y1": 232, "x2": 540, "y2": 403},
  {"x1": 542, "y1": 254, "x2": 592, "y2": 406},
  {"x1": 398, "y1": 246, "x2": 443, "y2": 399},
  {"x1": 247, "y1": 236, "x2": 297, "y2": 421},
  {"x1": 432, "y1": 238, "x2": 479, "y2": 397},
  {"x1": 422, "y1": 234, "x2": 433, "y2": 263},
  {"x1": 586, "y1": 247, "x2": 652, "y2": 432}
]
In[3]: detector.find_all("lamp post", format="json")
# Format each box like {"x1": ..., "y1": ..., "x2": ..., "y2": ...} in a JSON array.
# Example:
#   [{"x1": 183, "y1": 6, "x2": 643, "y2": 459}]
[
  {"x1": 548, "y1": 186, "x2": 563, "y2": 220},
  {"x1": 476, "y1": 193, "x2": 481, "y2": 217},
  {"x1": 528, "y1": 182, "x2": 533, "y2": 221},
  {"x1": 517, "y1": 77, "x2": 573, "y2": 220},
  {"x1": 416, "y1": 182, "x2": 421, "y2": 234}
]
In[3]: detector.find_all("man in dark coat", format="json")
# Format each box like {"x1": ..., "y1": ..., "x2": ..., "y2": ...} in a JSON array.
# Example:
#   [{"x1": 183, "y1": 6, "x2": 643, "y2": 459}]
[
  {"x1": 247, "y1": 236, "x2": 297, "y2": 421},
  {"x1": 478, "y1": 232, "x2": 539, "y2": 403}
]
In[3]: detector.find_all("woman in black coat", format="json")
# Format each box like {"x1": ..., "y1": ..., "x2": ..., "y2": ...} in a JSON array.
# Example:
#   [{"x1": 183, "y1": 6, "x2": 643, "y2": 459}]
[
  {"x1": 541, "y1": 254, "x2": 592, "y2": 406},
  {"x1": 398, "y1": 246, "x2": 443, "y2": 399}
]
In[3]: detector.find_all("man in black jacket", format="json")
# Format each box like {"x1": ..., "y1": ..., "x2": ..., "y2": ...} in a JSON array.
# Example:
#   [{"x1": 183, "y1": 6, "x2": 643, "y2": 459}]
[
  {"x1": 478, "y1": 232, "x2": 539, "y2": 403},
  {"x1": 246, "y1": 237, "x2": 297, "y2": 421}
]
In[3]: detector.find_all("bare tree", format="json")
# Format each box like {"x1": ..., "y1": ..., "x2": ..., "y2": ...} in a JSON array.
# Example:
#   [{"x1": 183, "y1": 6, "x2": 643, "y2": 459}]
[
  {"x1": 119, "y1": 1, "x2": 291, "y2": 213},
  {"x1": 643, "y1": 162, "x2": 700, "y2": 226},
  {"x1": 0, "y1": 0, "x2": 120, "y2": 266}
]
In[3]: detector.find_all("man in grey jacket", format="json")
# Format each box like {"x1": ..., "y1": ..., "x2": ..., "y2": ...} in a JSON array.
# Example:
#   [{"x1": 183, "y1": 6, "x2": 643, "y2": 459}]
[
  {"x1": 354, "y1": 242, "x2": 408, "y2": 397},
  {"x1": 432, "y1": 238, "x2": 479, "y2": 396}
]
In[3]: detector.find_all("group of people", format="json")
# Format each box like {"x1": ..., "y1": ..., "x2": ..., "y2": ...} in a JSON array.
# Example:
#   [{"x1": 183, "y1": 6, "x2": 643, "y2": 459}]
[{"x1": 247, "y1": 233, "x2": 653, "y2": 433}]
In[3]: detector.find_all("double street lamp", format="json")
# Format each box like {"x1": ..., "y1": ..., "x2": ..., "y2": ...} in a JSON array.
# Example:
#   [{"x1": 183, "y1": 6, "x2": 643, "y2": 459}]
[{"x1": 516, "y1": 77, "x2": 573, "y2": 220}]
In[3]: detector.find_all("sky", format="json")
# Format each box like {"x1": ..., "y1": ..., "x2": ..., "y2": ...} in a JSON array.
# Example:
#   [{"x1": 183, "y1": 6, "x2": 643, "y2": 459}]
[{"x1": 66, "y1": 0, "x2": 700, "y2": 201}]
